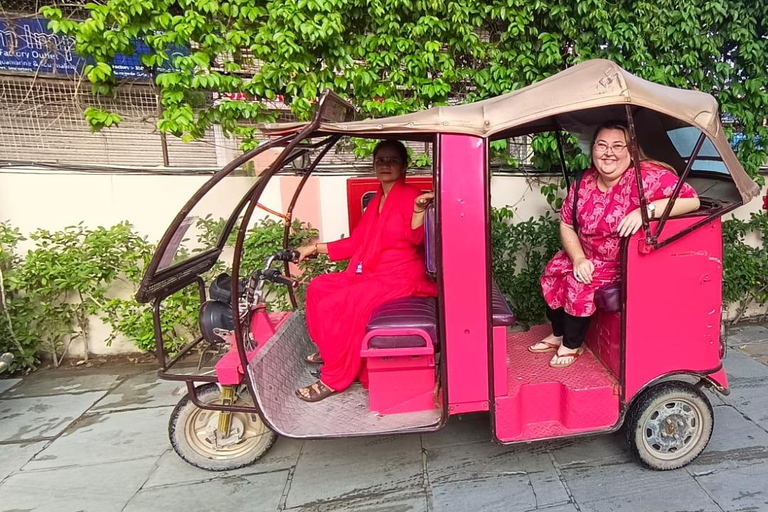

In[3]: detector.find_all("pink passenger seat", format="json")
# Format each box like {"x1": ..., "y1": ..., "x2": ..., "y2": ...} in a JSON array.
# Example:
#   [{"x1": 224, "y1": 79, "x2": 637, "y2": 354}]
[
  {"x1": 360, "y1": 202, "x2": 514, "y2": 414},
  {"x1": 365, "y1": 201, "x2": 514, "y2": 348},
  {"x1": 365, "y1": 282, "x2": 514, "y2": 349}
]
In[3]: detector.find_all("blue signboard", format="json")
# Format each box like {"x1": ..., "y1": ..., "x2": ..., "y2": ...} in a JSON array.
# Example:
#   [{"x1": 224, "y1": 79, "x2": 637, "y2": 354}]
[
  {"x1": 0, "y1": 17, "x2": 187, "y2": 80},
  {"x1": 0, "y1": 18, "x2": 83, "y2": 75}
]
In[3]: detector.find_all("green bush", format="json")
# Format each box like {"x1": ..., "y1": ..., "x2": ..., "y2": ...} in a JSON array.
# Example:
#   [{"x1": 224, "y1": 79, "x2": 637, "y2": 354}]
[
  {"x1": 490, "y1": 208, "x2": 561, "y2": 326},
  {"x1": 2, "y1": 208, "x2": 764, "y2": 373},
  {"x1": 723, "y1": 212, "x2": 768, "y2": 323}
]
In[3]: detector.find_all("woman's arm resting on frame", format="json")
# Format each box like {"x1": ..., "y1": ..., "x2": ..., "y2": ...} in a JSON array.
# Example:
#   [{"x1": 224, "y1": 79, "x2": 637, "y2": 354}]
[
  {"x1": 617, "y1": 197, "x2": 701, "y2": 238},
  {"x1": 411, "y1": 192, "x2": 434, "y2": 230}
]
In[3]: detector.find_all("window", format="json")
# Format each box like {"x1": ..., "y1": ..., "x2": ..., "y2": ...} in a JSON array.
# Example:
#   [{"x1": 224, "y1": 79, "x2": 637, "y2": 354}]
[{"x1": 667, "y1": 127, "x2": 728, "y2": 174}]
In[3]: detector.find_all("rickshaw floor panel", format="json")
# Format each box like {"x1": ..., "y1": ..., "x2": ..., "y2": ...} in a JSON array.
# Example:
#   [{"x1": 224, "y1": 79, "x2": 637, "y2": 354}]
[
  {"x1": 494, "y1": 324, "x2": 620, "y2": 443},
  {"x1": 247, "y1": 312, "x2": 442, "y2": 438}
]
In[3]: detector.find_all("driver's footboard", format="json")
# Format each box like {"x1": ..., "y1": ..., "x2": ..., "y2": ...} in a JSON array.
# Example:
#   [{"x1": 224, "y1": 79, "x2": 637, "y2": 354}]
[{"x1": 247, "y1": 312, "x2": 442, "y2": 438}]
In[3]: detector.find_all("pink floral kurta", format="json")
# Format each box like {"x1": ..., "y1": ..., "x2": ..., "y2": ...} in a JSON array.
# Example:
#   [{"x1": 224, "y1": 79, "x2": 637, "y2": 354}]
[{"x1": 541, "y1": 161, "x2": 697, "y2": 317}]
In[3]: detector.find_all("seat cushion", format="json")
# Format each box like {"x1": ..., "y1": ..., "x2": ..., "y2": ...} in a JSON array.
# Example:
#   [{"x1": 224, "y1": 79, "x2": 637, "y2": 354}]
[
  {"x1": 594, "y1": 282, "x2": 621, "y2": 312},
  {"x1": 491, "y1": 281, "x2": 515, "y2": 326},
  {"x1": 366, "y1": 297, "x2": 438, "y2": 349}
]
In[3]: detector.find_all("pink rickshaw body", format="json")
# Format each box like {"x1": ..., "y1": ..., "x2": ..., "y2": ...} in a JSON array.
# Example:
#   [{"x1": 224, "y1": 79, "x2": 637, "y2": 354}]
[{"x1": 139, "y1": 64, "x2": 757, "y2": 471}]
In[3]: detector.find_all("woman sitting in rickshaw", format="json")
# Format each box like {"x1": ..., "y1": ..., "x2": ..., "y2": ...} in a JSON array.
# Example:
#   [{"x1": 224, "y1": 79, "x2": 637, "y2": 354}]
[
  {"x1": 530, "y1": 121, "x2": 700, "y2": 367},
  {"x1": 294, "y1": 140, "x2": 437, "y2": 402}
]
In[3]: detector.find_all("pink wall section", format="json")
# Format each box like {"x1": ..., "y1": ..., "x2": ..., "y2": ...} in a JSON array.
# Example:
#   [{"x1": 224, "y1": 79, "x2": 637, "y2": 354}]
[
  {"x1": 439, "y1": 134, "x2": 491, "y2": 413},
  {"x1": 280, "y1": 176, "x2": 322, "y2": 233}
]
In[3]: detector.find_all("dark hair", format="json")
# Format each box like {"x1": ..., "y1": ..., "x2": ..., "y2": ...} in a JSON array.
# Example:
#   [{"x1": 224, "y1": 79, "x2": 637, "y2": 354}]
[{"x1": 373, "y1": 139, "x2": 409, "y2": 167}]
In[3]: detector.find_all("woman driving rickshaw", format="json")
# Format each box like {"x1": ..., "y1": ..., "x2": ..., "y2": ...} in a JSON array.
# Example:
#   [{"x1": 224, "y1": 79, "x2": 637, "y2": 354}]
[{"x1": 137, "y1": 59, "x2": 759, "y2": 472}]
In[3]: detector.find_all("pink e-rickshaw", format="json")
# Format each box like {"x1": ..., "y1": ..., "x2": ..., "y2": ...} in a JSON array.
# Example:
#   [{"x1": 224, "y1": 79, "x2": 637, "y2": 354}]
[{"x1": 137, "y1": 60, "x2": 759, "y2": 471}]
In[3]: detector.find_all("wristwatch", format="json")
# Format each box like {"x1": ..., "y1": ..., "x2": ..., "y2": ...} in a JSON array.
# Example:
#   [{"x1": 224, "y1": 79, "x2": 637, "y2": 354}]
[{"x1": 647, "y1": 203, "x2": 656, "y2": 220}]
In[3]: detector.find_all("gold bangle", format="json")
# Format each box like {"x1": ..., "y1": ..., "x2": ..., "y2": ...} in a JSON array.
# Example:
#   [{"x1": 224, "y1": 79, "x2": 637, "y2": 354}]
[{"x1": 314, "y1": 243, "x2": 318, "y2": 254}]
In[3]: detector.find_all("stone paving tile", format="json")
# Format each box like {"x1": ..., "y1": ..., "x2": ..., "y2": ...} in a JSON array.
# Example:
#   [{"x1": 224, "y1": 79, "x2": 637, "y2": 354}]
[
  {"x1": 286, "y1": 488, "x2": 429, "y2": 512},
  {"x1": 420, "y1": 412, "x2": 492, "y2": 449},
  {"x1": 144, "y1": 437, "x2": 303, "y2": 488},
  {"x1": 689, "y1": 405, "x2": 768, "y2": 474},
  {"x1": 0, "y1": 377, "x2": 21, "y2": 396},
  {"x1": 722, "y1": 349, "x2": 768, "y2": 384},
  {"x1": 426, "y1": 439, "x2": 567, "y2": 512},
  {"x1": 24, "y1": 406, "x2": 173, "y2": 470},
  {"x1": 286, "y1": 435, "x2": 424, "y2": 509},
  {"x1": 1, "y1": 373, "x2": 119, "y2": 399},
  {"x1": 0, "y1": 440, "x2": 47, "y2": 482},
  {"x1": 0, "y1": 391, "x2": 106, "y2": 442},
  {"x1": 693, "y1": 460, "x2": 768, "y2": 512},
  {"x1": 124, "y1": 470, "x2": 288, "y2": 512},
  {"x1": 526, "y1": 504, "x2": 579, "y2": 512},
  {"x1": 548, "y1": 432, "x2": 632, "y2": 468},
  {"x1": 726, "y1": 325, "x2": 768, "y2": 347},
  {"x1": 562, "y1": 463, "x2": 722, "y2": 512},
  {"x1": 719, "y1": 385, "x2": 768, "y2": 432},
  {"x1": 90, "y1": 370, "x2": 184, "y2": 412},
  {"x1": 0, "y1": 457, "x2": 157, "y2": 512}
]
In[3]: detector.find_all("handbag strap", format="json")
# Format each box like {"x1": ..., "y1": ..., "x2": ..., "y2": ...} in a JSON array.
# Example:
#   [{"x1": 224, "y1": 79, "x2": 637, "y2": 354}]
[{"x1": 572, "y1": 170, "x2": 584, "y2": 233}]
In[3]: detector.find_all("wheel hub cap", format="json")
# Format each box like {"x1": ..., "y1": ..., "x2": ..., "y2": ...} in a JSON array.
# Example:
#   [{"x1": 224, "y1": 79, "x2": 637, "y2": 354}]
[{"x1": 643, "y1": 399, "x2": 701, "y2": 457}]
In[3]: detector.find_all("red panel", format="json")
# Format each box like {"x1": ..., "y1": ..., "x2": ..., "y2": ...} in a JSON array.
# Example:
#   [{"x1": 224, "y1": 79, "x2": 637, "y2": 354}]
[
  {"x1": 584, "y1": 310, "x2": 621, "y2": 379},
  {"x1": 346, "y1": 176, "x2": 433, "y2": 233},
  {"x1": 624, "y1": 217, "x2": 723, "y2": 401}
]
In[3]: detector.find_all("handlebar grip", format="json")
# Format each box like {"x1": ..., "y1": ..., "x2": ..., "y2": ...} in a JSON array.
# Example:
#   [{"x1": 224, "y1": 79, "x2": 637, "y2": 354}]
[
  {"x1": 273, "y1": 249, "x2": 300, "y2": 262},
  {"x1": 262, "y1": 269, "x2": 296, "y2": 287}
]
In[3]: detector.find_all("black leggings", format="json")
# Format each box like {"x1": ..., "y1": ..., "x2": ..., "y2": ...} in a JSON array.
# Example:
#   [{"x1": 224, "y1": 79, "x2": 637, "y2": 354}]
[{"x1": 545, "y1": 306, "x2": 591, "y2": 350}]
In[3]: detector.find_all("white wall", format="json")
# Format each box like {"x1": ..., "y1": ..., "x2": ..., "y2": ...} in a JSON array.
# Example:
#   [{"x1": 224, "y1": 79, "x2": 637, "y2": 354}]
[{"x1": 0, "y1": 167, "x2": 765, "y2": 356}]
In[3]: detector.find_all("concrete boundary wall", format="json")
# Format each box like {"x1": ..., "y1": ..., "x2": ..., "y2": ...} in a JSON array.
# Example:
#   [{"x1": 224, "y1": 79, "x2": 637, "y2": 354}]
[{"x1": 0, "y1": 168, "x2": 765, "y2": 356}]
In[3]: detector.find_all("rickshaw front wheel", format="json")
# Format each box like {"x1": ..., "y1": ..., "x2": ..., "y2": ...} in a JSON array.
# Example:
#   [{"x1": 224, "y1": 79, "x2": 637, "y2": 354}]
[
  {"x1": 625, "y1": 381, "x2": 714, "y2": 471},
  {"x1": 169, "y1": 383, "x2": 277, "y2": 471}
]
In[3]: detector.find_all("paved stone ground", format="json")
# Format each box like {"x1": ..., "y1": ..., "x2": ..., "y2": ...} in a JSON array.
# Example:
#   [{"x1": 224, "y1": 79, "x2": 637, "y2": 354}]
[{"x1": 2, "y1": 326, "x2": 768, "y2": 512}]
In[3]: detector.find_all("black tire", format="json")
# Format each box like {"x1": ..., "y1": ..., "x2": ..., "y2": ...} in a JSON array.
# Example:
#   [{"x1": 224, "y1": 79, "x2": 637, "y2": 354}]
[
  {"x1": 625, "y1": 381, "x2": 714, "y2": 470},
  {"x1": 169, "y1": 383, "x2": 277, "y2": 471}
]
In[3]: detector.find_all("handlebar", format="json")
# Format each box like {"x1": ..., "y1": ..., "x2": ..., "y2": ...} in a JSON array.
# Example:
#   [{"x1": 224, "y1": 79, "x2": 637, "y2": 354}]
[
  {"x1": 271, "y1": 249, "x2": 300, "y2": 263},
  {"x1": 261, "y1": 268, "x2": 295, "y2": 287}
]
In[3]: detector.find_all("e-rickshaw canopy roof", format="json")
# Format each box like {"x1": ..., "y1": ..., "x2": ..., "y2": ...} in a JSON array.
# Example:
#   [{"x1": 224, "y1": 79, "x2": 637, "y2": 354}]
[{"x1": 261, "y1": 59, "x2": 758, "y2": 203}]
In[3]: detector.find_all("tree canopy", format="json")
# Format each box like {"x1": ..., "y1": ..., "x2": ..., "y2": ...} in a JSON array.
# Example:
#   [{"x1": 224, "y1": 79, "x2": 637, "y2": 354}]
[{"x1": 43, "y1": 0, "x2": 767, "y2": 177}]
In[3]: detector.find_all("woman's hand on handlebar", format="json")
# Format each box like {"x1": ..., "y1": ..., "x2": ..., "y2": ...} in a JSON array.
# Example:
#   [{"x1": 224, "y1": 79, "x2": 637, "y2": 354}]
[
  {"x1": 296, "y1": 244, "x2": 317, "y2": 263},
  {"x1": 572, "y1": 257, "x2": 594, "y2": 285}
]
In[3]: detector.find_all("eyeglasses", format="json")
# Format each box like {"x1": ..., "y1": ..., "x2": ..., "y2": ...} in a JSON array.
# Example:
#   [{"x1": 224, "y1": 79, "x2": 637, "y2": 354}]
[
  {"x1": 594, "y1": 142, "x2": 628, "y2": 154},
  {"x1": 374, "y1": 157, "x2": 402, "y2": 167}
]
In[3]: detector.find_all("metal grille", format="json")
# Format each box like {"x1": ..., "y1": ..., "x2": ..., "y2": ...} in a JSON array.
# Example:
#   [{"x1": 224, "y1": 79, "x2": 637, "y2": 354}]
[
  {"x1": 0, "y1": 75, "x2": 218, "y2": 166},
  {"x1": 1, "y1": 0, "x2": 88, "y2": 18}
]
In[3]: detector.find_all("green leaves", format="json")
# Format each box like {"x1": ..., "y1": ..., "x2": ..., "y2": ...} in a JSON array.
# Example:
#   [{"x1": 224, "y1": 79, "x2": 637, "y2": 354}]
[
  {"x1": 84, "y1": 107, "x2": 123, "y2": 132},
  {"x1": 40, "y1": 0, "x2": 768, "y2": 170},
  {"x1": 84, "y1": 62, "x2": 113, "y2": 83}
]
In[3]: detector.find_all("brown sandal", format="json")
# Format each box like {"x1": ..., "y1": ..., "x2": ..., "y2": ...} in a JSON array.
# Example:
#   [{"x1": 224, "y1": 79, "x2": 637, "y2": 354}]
[
  {"x1": 528, "y1": 340, "x2": 561, "y2": 353},
  {"x1": 305, "y1": 352, "x2": 324, "y2": 364},
  {"x1": 296, "y1": 380, "x2": 336, "y2": 402}
]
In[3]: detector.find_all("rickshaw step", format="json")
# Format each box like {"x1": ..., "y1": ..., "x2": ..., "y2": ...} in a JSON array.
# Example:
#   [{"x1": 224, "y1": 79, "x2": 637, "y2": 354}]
[{"x1": 494, "y1": 324, "x2": 620, "y2": 442}]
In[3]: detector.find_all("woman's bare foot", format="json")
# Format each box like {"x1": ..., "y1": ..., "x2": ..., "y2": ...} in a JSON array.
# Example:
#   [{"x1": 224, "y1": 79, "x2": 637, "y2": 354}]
[{"x1": 528, "y1": 333, "x2": 563, "y2": 353}]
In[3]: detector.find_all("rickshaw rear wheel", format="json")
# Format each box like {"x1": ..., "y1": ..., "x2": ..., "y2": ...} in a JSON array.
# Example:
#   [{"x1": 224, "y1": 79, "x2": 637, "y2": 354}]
[
  {"x1": 625, "y1": 381, "x2": 713, "y2": 471},
  {"x1": 169, "y1": 383, "x2": 277, "y2": 471}
]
